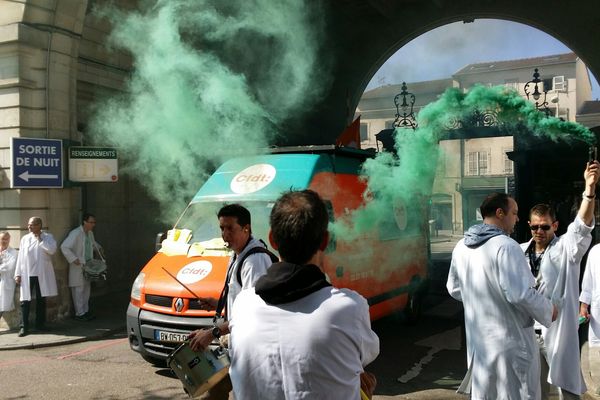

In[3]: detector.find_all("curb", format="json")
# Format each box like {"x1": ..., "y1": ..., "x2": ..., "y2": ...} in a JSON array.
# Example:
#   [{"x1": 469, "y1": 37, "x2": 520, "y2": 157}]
[
  {"x1": 0, "y1": 324, "x2": 126, "y2": 351},
  {"x1": 0, "y1": 289, "x2": 130, "y2": 351}
]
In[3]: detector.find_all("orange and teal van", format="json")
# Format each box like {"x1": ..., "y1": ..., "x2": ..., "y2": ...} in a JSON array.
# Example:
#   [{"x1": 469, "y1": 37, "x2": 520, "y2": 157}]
[{"x1": 126, "y1": 146, "x2": 430, "y2": 364}]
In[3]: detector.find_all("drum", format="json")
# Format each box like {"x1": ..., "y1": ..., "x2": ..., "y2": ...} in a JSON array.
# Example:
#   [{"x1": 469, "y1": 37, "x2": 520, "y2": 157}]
[{"x1": 167, "y1": 343, "x2": 230, "y2": 398}]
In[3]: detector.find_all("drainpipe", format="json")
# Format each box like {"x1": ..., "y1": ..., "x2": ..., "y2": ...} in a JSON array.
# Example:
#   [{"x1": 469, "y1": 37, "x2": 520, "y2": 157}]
[
  {"x1": 45, "y1": 29, "x2": 51, "y2": 138},
  {"x1": 459, "y1": 138, "x2": 465, "y2": 233}
]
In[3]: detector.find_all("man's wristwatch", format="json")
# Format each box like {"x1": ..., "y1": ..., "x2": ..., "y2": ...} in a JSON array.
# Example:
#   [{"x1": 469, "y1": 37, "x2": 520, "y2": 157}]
[
  {"x1": 583, "y1": 191, "x2": 596, "y2": 200},
  {"x1": 211, "y1": 326, "x2": 221, "y2": 339}
]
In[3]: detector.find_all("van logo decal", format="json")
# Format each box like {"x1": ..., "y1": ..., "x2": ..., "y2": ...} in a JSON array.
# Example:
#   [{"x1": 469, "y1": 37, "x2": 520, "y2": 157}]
[
  {"x1": 230, "y1": 164, "x2": 276, "y2": 194},
  {"x1": 394, "y1": 200, "x2": 408, "y2": 231},
  {"x1": 177, "y1": 260, "x2": 213, "y2": 284},
  {"x1": 174, "y1": 298, "x2": 184, "y2": 312}
]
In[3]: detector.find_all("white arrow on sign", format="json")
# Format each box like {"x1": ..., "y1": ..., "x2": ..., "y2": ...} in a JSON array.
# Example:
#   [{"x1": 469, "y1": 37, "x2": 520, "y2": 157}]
[
  {"x1": 19, "y1": 171, "x2": 58, "y2": 182},
  {"x1": 397, "y1": 326, "x2": 462, "y2": 383}
]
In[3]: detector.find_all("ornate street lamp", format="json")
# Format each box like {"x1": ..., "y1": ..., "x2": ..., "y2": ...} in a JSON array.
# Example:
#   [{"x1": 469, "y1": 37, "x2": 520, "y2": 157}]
[
  {"x1": 524, "y1": 68, "x2": 551, "y2": 116},
  {"x1": 393, "y1": 82, "x2": 417, "y2": 129}
]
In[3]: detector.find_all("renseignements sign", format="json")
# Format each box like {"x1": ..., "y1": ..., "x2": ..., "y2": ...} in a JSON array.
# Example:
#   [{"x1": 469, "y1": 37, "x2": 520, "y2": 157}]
[
  {"x1": 68, "y1": 146, "x2": 118, "y2": 182},
  {"x1": 70, "y1": 148, "x2": 117, "y2": 159}
]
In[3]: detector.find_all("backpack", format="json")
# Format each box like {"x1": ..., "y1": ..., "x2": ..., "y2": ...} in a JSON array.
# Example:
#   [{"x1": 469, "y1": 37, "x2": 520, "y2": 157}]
[{"x1": 214, "y1": 241, "x2": 278, "y2": 321}]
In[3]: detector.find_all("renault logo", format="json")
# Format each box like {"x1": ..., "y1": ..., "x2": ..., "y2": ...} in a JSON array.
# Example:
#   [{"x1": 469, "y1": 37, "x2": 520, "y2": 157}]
[{"x1": 174, "y1": 298, "x2": 184, "y2": 312}]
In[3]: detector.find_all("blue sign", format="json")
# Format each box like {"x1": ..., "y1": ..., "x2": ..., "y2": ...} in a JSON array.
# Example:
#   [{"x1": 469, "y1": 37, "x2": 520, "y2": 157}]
[{"x1": 11, "y1": 138, "x2": 63, "y2": 188}]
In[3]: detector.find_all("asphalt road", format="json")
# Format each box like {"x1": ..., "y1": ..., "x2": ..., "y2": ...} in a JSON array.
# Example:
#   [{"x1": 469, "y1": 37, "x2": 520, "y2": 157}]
[
  {"x1": 0, "y1": 289, "x2": 468, "y2": 400},
  {"x1": 0, "y1": 239, "x2": 590, "y2": 399}
]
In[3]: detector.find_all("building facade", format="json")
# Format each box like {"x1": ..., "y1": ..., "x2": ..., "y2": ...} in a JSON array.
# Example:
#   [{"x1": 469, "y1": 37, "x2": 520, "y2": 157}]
[{"x1": 0, "y1": 1, "x2": 163, "y2": 328}]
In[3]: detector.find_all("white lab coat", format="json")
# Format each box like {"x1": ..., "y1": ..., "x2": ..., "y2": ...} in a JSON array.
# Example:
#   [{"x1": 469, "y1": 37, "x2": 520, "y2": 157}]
[
  {"x1": 520, "y1": 216, "x2": 592, "y2": 395},
  {"x1": 580, "y1": 243, "x2": 600, "y2": 347},
  {"x1": 0, "y1": 247, "x2": 17, "y2": 312},
  {"x1": 15, "y1": 232, "x2": 58, "y2": 301},
  {"x1": 229, "y1": 286, "x2": 379, "y2": 400},
  {"x1": 61, "y1": 226, "x2": 100, "y2": 287},
  {"x1": 448, "y1": 235, "x2": 553, "y2": 400},
  {"x1": 225, "y1": 237, "x2": 272, "y2": 321}
]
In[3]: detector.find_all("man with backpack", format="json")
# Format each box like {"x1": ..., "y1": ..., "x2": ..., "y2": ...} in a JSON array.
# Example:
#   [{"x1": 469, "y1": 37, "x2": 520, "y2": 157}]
[{"x1": 188, "y1": 204, "x2": 276, "y2": 399}]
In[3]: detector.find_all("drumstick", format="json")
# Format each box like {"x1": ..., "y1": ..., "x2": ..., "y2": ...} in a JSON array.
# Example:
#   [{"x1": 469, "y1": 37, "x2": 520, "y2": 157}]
[
  {"x1": 162, "y1": 267, "x2": 201, "y2": 299},
  {"x1": 360, "y1": 388, "x2": 370, "y2": 400}
]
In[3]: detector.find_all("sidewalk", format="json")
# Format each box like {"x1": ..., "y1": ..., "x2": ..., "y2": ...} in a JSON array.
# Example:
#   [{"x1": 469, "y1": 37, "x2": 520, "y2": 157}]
[
  {"x1": 583, "y1": 341, "x2": 600, "y2": 399},
  {"x1": 0, "y1": 290, "x2": 129, "y2": 351}
]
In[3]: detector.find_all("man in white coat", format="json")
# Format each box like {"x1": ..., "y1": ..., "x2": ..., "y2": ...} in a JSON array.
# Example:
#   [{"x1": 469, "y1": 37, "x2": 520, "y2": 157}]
[
  {"x1": 0, "y1": 231, "x2": 18, "y2": 319},
  {"x1": 14, "y1": 217, "x2": 58, "y2": 337},
  {"x1": 229, "y1": 190, "x2": 380, "y2": 400},
  {"x1": 61, "y1": 213, "x2": 100, "y2": 321},
  {"x1": 521, "y1": 161, "x2": 599, "y2": 400},
  {"x1": 447, "y1": 192, "x2": 556, "y2": 400},
  {"x1": 188, "y1": 204, "x2": 275, "y2": 400},
  {"x1": 580, "y1": 244, "x2": 600, "y2": 390},
  {"x1": 580, "y1": 245, "x2": 600, "y2": 348}
]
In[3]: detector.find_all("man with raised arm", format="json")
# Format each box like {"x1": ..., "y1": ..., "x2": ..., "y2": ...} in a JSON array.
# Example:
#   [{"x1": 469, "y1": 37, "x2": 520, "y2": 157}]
[{"x1": 520, "y1": 160, "x2": 600, "y2": 400}]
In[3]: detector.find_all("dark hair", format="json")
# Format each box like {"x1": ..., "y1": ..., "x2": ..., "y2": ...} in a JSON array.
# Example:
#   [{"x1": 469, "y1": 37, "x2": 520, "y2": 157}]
[
  {"x1": 269, "y1": 190, "x2": 328, "y2": 264},
  {"x1": 218, "y1": 204, "x2": 251, "y2": 228},
  {"x1": 82, "y1": 213, "x2": 96, "y2": 225},
  {"x1": 529, "y1": 203, "x2": 556, "y2": 221},
  {"x1": 480, "y1": 192, "x2": 511, "y2": 218}
]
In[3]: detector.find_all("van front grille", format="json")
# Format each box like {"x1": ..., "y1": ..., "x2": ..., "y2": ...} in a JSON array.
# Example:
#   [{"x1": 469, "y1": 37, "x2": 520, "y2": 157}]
[
  {"x1": 187, "y1": 299, "x2": 208, "y2": 310},
  {"x1": 145, "y1": 294, "x2": 172, "y2": 307}
]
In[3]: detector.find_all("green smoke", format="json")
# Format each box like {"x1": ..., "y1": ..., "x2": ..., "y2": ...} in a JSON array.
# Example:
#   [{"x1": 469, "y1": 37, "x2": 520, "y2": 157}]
[
  {"x1": 419, "y1": 85, "x2": 595, "y2": 144},
  {"x1": 89, "y1": 0, "x2": 330, "y2": 220},
  {"x1": 333, "y1": 84, "x2": 594, "y2": 240}
]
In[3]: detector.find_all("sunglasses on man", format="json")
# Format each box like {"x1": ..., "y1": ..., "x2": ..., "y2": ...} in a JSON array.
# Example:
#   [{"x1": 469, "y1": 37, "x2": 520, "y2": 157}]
[{"x1": 529, "y1": 224, "x2": 552, "y2": 231}]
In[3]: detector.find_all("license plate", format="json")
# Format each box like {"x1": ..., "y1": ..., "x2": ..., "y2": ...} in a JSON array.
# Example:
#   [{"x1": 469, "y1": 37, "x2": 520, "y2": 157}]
[{"x1": 155, "y1": 329, "x2": 188, "y2": 343}]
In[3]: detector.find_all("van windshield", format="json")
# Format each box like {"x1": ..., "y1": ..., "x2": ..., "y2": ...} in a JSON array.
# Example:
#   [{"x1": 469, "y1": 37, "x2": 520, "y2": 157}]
[{"x1": 175, "y1": 201, "x2": 274, "y2": 245}]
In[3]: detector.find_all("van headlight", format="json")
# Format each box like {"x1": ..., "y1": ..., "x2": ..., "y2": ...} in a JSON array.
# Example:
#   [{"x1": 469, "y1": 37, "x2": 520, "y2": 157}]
[{"x1": 131, "y1": 272, "x2": 145, "y2": 301}]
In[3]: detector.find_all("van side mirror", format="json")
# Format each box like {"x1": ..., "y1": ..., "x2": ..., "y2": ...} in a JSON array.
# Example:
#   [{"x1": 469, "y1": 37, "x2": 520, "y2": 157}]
[{"x1": 155, "y1": 232, "x2": 167, "y2": 252}]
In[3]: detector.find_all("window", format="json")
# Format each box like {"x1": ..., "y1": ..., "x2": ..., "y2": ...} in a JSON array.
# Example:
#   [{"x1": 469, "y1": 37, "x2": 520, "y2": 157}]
[
  {"x1": 478, "y1": 152, "x2": 488, "y2": 175},
  {"x1": 553, "y1": 76, "x2": 567, "y2": 91},
  {"x1": 360, "y1": 123, "x2": 369, "y2": 141},
  {"x1": 467, "y1": 152, "x2": 477, "y2": 175},
  {"x1": 503, "y1": 149, "x2": 513, "y2": 174},
  {"x1": 467, "y1": 151, "x2": 488, "y2": 175},
  {"x1": 179, "y1": 201, "x2": 273, "y2": 245}
]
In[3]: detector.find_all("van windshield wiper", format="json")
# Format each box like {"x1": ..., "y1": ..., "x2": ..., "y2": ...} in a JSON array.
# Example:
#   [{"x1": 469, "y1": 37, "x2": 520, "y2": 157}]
[{"x1": 161, "y1": 267, "x2": 201, "y2": 299}]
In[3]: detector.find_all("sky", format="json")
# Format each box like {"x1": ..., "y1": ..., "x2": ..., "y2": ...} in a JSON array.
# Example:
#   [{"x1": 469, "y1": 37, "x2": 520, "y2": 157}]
[{"x1": 366, "y1": 19, "x2": 600, "y2": 100}]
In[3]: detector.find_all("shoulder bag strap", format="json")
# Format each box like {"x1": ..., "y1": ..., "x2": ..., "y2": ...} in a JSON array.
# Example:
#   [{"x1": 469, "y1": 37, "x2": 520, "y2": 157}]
[
  {"x1": 214, "y1": 254, "x2": 236, "y2": 322},
  {"x1": 236, "y1": 246, "x2": 278, "y2": 286}
]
